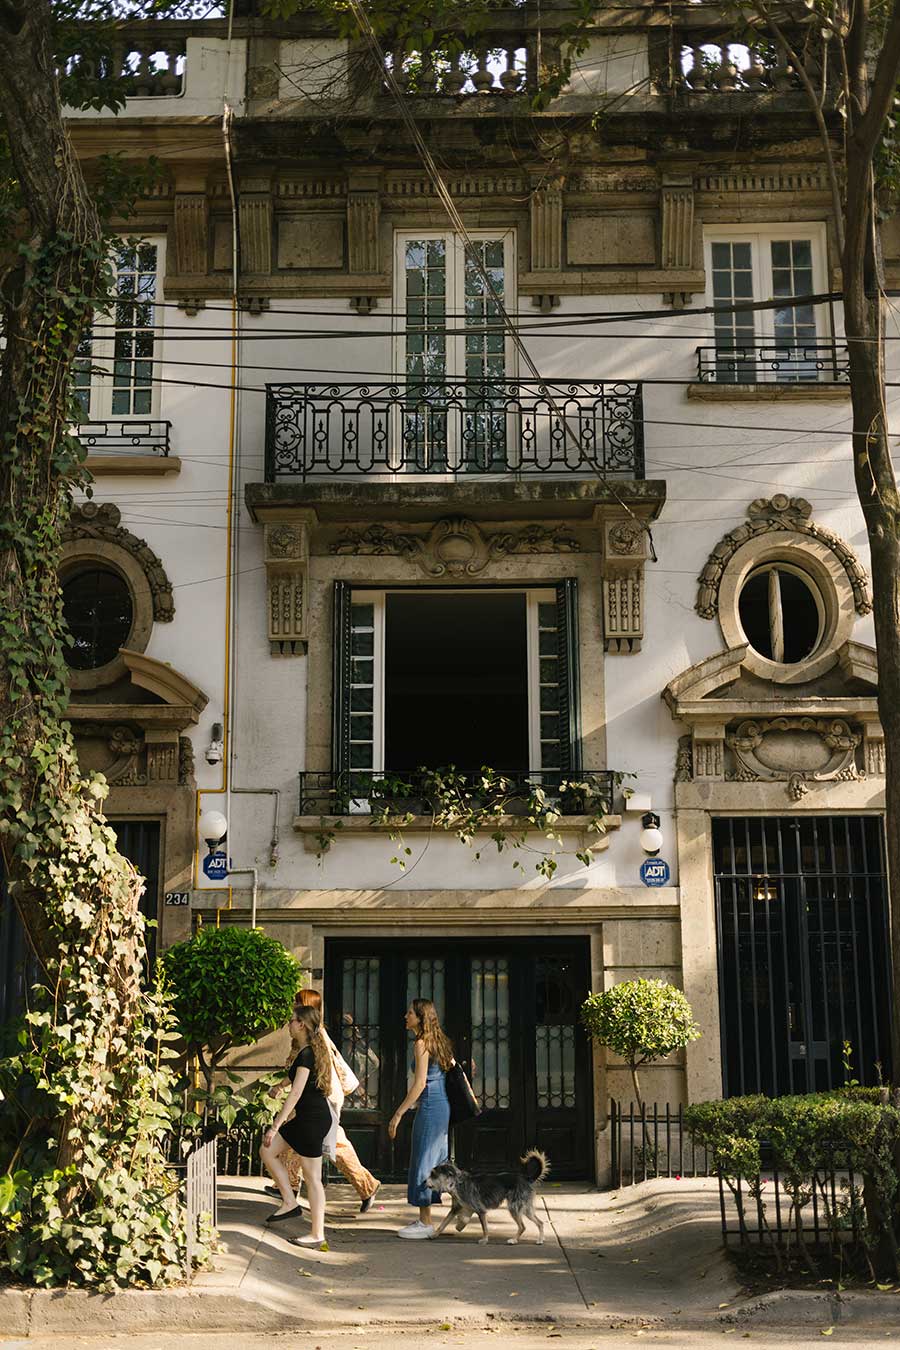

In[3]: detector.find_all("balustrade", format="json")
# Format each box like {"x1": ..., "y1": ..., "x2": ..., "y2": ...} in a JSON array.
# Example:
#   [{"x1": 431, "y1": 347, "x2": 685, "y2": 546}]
[
  {"x1": 677, "y1": 38, "x2": 797, "y2": 93},
  {"x1": 389, "y1": 44, "x2": 529, "y2": 95},
  {"x1": 62, "y1": 30, "x2": 186, "y2": 98}
]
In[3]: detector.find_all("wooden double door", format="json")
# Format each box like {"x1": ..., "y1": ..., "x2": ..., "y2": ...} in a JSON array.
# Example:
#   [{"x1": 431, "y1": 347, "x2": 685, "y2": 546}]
[{"x1": 324, "y1": 937, "x2": 592, "y2": 1180}]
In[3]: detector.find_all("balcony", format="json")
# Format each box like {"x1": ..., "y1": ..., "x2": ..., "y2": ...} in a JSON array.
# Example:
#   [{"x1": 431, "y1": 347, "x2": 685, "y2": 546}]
[
  {"x1": 60, "y1": 30, "x2": 186, "y2": 99},
  {"x1": 294, "y1": 769, "x2": 620, "y2": 849},
  {"x1": 265, "y1": 380, "x2": 644, "y2": 482},
  {"x1": 77, "y1": 420, "x2": 179, "y2": 475},
  {"x1": 691, "y1": 343, "x2": 851, "y2": 400}
]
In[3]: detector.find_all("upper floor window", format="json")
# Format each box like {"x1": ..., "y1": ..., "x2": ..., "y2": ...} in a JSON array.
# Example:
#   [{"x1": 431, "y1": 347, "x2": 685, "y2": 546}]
[
  {"x1": 75, "y1": 239, "x2": 163, "y2": 420},
  {"x1": 394, "y1": 231, "x2": 514, "y2": 472},
  {"x1": 333, "y1": 581, "x2": 580, "y2": 786},
  {"x1": 702, "y1": 226, "x2": 836, "y2": 383}
]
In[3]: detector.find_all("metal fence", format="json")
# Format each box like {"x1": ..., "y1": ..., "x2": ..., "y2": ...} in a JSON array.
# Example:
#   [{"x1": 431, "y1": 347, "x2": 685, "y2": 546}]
[
  {"x1": 77, "y1": 419, "x2": 172, "y2": 456},
  {"x1": 717, "y1": 1154, "x2": 869, "y2": 1252},
  {"x1": 265, "y1": 379, "x2": 645, "y2": 480},
  {"x1": 695, "y1": 342, "x2": 850, "y2": 384},
  {"x1": 185, "y1": 1137, "x2": 217, "y2": 1276},
  {"x1": 298, "y1": 767, "x2": 618, "y2": 817},
  {"x1": 608, "y1": 1100, "x2": 714, "y2": 1187}
]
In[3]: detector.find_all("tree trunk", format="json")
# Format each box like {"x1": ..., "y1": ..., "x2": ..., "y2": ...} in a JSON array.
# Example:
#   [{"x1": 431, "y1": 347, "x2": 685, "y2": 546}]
[{"x1": 842, "y1": 147, "x2": 900, "y2": 1079}]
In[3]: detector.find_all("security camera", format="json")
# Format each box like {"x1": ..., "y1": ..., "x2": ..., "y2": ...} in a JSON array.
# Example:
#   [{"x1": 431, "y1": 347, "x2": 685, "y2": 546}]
[
  {"x1": 198, "y1": 809, "x2": 228, "y2": 851},
  {"x1": 206, "y1": 722, "x2": 224, "y2": 766}
]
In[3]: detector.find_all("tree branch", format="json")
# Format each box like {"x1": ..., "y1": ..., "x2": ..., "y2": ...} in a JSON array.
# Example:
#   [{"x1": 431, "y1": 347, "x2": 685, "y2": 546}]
[{"x1": 855, "y1": 0, "x2": 900, "y2": 159}]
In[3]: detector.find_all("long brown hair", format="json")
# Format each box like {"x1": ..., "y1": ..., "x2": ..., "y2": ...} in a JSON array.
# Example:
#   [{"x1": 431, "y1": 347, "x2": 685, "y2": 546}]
[
  {"x1": 293, "y1": 1005, "x2": 333, "y2": 1094},
  {"x1": 411, "y1": 998, "x2": 454, "y2": 1070}
]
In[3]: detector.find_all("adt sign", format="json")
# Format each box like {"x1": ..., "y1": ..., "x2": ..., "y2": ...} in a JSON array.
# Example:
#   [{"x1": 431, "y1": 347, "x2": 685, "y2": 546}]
[
  {"x1": 202, "y1": 850, "x2": 229, "y2": 882},
  {"x1": 640, "y1": 857, "x2": 671, "y2": 888}
]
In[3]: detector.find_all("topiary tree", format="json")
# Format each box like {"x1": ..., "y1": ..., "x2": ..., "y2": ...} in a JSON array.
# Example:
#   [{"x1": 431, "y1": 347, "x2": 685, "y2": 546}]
[
  {"x1": 162, "y1": 926, "x2": 303, "y2": 1095},
  {"x1": 580, "y1": 978, "x2": 701, "y2": 1117}
]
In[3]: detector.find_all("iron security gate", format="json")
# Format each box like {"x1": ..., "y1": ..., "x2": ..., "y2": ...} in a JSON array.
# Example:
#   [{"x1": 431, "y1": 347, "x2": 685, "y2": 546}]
[
  {"x1": 325, "y1": 938, "x2": 592, "y2": 1180},
  {"x1": 109, "y1": 819, "x2": 162, "y2": 965},
  {"x1": 714, "y1": 816, "x2": 891, "y2": 1097}
]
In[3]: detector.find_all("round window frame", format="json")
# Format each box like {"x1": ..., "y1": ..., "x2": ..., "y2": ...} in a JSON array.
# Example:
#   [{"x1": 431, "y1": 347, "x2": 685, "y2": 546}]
[
  {"x1": 718, "y1": 532, "x2": 856, "y2": 684},
  {"x1": 60, "y1": 538, "x2": 154, "y2": 690},
  {"x1": 737, "y1": 560, "x2": 826, "y2": 667}
]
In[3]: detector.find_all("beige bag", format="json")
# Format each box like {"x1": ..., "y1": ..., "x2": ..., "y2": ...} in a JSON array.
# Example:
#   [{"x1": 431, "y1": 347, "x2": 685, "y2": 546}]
[{"x1": 330, "y1": 1044, "x2": 360, "y2": 1097}]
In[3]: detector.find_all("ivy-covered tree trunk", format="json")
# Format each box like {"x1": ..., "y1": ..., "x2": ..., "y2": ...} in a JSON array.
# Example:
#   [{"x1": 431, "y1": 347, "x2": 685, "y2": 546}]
[{"x1": 0, "y1": 2, "x2": 195, "y2": 1287}]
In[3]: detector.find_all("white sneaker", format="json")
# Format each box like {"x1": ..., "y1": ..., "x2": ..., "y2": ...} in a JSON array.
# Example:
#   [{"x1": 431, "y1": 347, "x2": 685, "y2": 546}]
[{"x1": 397, "y1": 1220, "x2": 434, "y2": 1239}]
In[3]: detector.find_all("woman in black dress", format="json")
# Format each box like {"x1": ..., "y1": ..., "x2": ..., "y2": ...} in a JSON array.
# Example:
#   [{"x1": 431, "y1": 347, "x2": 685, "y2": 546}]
[{"x1": 261, "y1": 1005, "x2": 333, "y2": 1247}]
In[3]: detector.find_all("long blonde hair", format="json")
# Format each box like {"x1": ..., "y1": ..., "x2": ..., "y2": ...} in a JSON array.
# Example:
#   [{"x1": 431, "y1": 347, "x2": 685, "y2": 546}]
[
  {"x1": 412, "y1": 998, "x2": 454, "y2": 1070},
  {"x1": 293, "y1": 1005, "x2": 333, "y2": 1094}
]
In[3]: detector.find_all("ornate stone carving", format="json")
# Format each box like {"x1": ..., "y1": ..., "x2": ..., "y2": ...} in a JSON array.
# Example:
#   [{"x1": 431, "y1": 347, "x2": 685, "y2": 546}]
[
  {"x1": 173, "y1": 192, "x2": 209, "y2": 275},
  {"x1": 331, "y1": 518, "x2": 581, "y2": 578},
  {"x1": 675, "y1": 734, "x2": 693, "y2": 783},
  {"x1": 697, "y1": 495, "x2": 872, "y2": 620},
  {"x1": 692, "y1": 732, "x2": 724, "y2": 779},
  {"x1": 264, "y1": 518, "x2": 312, "y2": 654},
  {"x1": 864, "y1": 724, "x2": 886, "y2": 776},
  {"x1": 726, "y1": 716, "x2": 862, "y2": 797},
  {"x1": 598, "y1": 512, "x2": 650, "y2": 653},
  {"x1": 347, "y1": 172, "x2": 381, "y2": 274},
  {"x1": 75, "y1": 721, "x2": 147, "y2": 786},
  {"x1": 530, "y1": 178, "x2": 563, "y2": 272},
  {"x1": 239, "y1": 185, "x2": 273, "y2": 274},
  {"x1": 178, "y1": 734, "x2": 195, "y2": 786},
  {"x1": 65, "y1": 502, "x2": 174, "y2": 622},
  {"x1": 660, "y1": 176, "x2": 694, "y2": 270}
]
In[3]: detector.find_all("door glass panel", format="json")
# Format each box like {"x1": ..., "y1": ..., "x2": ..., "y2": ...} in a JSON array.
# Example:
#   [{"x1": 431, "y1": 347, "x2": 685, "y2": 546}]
[
  {"x1": 340, "y1": 957, "x2": 381, "y2": 1108},
  {"x1": 405, "y1": 958, "x2": 446, "y2": 1086},
  {"x1": 535, "y1": 957, "x2": 577, "y2": 1108},
  {"x1": 770, "y1": 239, "x2": 817, "y2": 380},
  {"x1": 404, "y1": 238, "x2": 448, "y2": 470},
  {"x1": 471, "y1": 957, "x2": 510, "y2": 1109},
  {"x1": 710, "y1": 240, "x2": 756, "y2": 382},
  {"x1": 463, "y1": 238, "x2": 507, "y2": 470},
  {"x1": 348, "y1": 602, "x2": 377, "y2": 785}
]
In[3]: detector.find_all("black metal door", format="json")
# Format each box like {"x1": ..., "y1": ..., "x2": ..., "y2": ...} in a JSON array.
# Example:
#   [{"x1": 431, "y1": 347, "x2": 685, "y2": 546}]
[
  {"x1": 325, "y1": 938, "x2": 592, "y2": 1180},
  {"x1": 714, "y1": 816, "x2": 891, "y2": 1096},
  {"x1": 108, "y1": 819, "x2": 162, "y2": 965}
]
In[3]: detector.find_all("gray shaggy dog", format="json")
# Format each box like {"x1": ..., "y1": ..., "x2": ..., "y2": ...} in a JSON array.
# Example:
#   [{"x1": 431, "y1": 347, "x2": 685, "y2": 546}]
[{"x1": 425, "y1": 1149, "x2": 549, "y2": 1245}]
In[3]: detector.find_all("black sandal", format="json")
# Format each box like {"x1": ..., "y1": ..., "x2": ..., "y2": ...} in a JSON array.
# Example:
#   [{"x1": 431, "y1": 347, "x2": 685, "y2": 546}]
[{"x1": 266, "y1": 1205, "x2": 304, "y2": 1224}]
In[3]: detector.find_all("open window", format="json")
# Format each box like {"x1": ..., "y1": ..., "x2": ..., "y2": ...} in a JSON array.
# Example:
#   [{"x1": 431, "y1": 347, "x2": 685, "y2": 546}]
[{"x1": 332, "y1": 582, "x2": 580, "y2": 788}]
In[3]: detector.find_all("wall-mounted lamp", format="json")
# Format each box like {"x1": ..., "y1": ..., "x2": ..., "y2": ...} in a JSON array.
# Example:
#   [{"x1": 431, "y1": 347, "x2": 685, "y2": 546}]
[
  {"x1": 198, "y1": 808, "x2": 228, "y2": 852},
  {"x1": 639, "y1": 811, "x2": 663, "y2": 856},
  {"x1": 206, "y1": 721, "x2": 224, "y2": 766}
]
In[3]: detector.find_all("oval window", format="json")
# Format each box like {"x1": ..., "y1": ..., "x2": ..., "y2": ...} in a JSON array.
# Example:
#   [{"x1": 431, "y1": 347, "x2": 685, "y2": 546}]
[
  {"x1": 738, "y1": 564, "x2": 823, "y2": 664},
  {"x1": 62, "y1": 566, "x2": 134, "y2": 670}
]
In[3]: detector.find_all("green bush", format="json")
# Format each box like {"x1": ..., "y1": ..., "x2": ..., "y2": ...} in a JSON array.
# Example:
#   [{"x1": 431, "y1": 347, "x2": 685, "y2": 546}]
[
  {"x1": 162, "y1": 925, "x2": 302, "y2": 1091},
  {"x1": 580, "y1": 978, "x2": 700, "y2": 1112},
  {"x1": 685, "y1": 1089, "x2": 900, "y2": 1277}
]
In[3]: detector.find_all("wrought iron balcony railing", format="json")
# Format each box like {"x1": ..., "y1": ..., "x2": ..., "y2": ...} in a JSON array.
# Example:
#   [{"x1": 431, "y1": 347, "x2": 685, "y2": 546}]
[
  {"x1": 695, "y1": 343, "x2": 850, "y2": 384},
  {"x1": 297, "y1": 769, "x2": 617, "y2": 818},
  {"x1": 77, "y1": 420, "x2": 172, "y2": 455},
  {"x1": 265, "y1": 380, "x2": 644, "y2": 481}
]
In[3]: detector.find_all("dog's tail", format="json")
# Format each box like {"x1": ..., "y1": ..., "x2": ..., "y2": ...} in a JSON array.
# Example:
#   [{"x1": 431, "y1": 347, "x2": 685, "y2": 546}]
[{"x1": 520, "y1": 1148, "x2": 550, "y2": 1184}]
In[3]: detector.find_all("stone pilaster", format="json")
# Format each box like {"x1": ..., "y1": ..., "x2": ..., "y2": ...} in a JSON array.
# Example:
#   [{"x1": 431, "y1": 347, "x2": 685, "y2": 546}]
[
  {"x1": 173, "y1": 192, "x2": 209, "y2": 276},
  {"x1": 529, "y1": 177, "x2": 564, "y2": 272},
  {"x1": 145, "y1": 731, "x2": 180, "y2": 784},
  {"x1": 264, "y1": 513, "x2": 316, "y2": 655},
  {"x1": 691, "y1": 728, "x2": 725, "y2": 780},
  {"x1": 864, "y1": 722, "x2": 886, "y2": 776},
  {"x1": 596, "y1": 512, "x2": 650, "y2": 653},
  {"x1": 239, "y1": 177, "x2": 273, "y2": 275},
  {"x1": 660, "y1": 174, "x2": 694, "y2": 269},
  {"x1": 347, "y1": 170, "x2": 381, "y2": 274}
]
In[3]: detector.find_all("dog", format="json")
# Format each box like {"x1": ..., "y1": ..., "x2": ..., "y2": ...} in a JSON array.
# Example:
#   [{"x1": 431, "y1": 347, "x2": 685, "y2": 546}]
[{"x1": 425, "y1": 1149, "x2": 549, "y2": 1245}]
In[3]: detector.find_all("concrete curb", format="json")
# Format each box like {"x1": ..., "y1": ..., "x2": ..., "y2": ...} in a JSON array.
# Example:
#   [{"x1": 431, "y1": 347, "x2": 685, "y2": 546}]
[
  {"x1": 0, "y1": 1288, "x2": 287, "y2": 1338},
  {"x1": 719, "y1": 1289, "x2": 900, "y2": 1327}
]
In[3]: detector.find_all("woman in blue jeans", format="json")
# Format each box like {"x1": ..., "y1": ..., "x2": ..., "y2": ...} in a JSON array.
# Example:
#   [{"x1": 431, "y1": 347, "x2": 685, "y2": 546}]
[{"x1": 388, "y1": 997, "x2": 453, "y2": 1239}]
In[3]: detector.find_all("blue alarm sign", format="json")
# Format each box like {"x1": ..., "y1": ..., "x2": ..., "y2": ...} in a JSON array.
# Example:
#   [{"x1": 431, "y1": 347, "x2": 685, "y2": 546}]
[
  {"x1": 640, "y1": 857, "x2": 671, "y2": 887},
  {"x1": 202, "y1": 849, "x2": 229, "y2": 882}
]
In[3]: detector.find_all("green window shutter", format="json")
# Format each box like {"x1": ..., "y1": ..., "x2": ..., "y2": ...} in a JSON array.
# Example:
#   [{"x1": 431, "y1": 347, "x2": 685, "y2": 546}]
[
  {"x1": 332, "y1": 580, "x2": 353, "y2": 778},
  {"x1": 556, "y1": 579, "x2": 581, "y2": 772}
]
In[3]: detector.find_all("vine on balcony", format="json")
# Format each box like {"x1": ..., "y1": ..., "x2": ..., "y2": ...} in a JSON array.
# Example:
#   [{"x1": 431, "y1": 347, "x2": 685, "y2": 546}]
[{"x1": 312, "y1": 767, "x2": 625, "y2": 879}]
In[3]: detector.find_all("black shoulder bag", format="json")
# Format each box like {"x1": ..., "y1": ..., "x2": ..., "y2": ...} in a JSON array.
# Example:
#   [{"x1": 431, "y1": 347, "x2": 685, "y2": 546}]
[{"x1": 445, "y1": 1059, "x2": 481, "y2": 1126}]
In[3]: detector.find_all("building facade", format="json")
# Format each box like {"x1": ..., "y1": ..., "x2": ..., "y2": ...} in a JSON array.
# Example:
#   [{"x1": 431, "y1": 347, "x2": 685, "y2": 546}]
[{"x1": 30, "y1": 3, "x2": 896, "y2": 1180}]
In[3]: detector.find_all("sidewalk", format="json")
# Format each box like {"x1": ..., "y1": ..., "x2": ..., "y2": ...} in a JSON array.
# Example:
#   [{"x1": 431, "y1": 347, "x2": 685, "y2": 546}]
[{"x1": 194, "y1": 1173, "x2": 737, "y2": 1327}]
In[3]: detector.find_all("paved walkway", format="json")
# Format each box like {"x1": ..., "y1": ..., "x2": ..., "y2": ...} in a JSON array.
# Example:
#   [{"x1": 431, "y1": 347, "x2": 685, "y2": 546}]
[{"x1": 197, "y1": 1175, "x2": 737, "y2": 1327}]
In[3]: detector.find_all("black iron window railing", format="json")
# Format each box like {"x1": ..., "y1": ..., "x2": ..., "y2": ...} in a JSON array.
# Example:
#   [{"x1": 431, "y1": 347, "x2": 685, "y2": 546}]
[
  {"x1": 265, "y1": 380, "x2": 644, "y2": 480},
  {"x1": 297, "y1": 769, "x2": 617, "y2": 817},
  {"x1": 696, "y1": 342, "x2": 850, "y2": 384},
  {"x1": 77, "y1": 419, "x2": 172, "y2": 456}
]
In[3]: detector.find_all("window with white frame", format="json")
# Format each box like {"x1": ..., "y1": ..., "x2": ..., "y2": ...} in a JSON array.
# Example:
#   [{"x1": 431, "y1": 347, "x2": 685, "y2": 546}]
[
  {"x1": 703, "y1": 226, "x2": 833, "y2": 383},
  {"x1": 394, "y1": 231, "x2": 515, "y2": 471},
  {"x1": 75, "y1": 239, "x2": 163, "y2": 420},
  {"x1": 333, "y1": 583, "x2": 579, "y2": 785}
]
